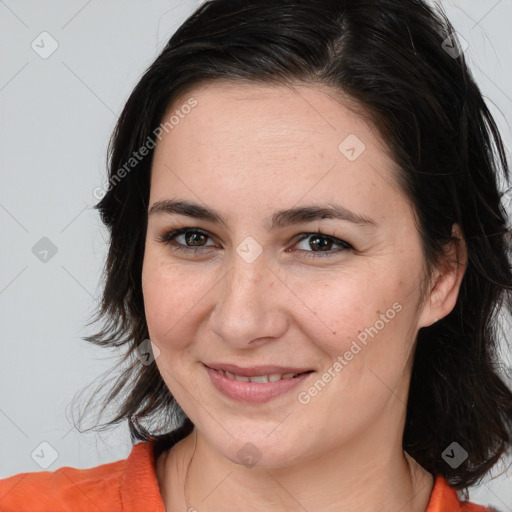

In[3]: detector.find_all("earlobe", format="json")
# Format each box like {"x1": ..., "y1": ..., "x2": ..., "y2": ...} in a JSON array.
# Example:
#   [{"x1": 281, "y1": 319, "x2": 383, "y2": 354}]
[{"x1": 418, "y1": 225, "x2": 467, "y2": 328}]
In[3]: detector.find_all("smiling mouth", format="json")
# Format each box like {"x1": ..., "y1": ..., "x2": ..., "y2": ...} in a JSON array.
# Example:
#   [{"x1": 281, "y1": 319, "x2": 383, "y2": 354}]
[
  {"x1": 209, "y1": 368, "x2": 314, "y2": 383},
  {"x1": 204, "y1": 364, "x2": 315, "y2": 403}
]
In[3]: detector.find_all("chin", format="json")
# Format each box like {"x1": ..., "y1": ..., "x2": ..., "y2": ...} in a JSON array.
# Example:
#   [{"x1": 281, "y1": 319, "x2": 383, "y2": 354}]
[{"x1": 201, "y1": 424, "x2": 310, "y2": 469}]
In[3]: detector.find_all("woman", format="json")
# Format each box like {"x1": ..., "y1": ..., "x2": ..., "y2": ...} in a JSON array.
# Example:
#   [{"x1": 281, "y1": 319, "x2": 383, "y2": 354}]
[{"x1": 1, "y1": 0, "x2": 511, "y2": 510}]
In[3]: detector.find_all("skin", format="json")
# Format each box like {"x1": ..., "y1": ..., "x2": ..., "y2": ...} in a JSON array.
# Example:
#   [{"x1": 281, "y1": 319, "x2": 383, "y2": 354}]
[{"x1": 142, "y1": 81, "x2": 467, "y2": 512}]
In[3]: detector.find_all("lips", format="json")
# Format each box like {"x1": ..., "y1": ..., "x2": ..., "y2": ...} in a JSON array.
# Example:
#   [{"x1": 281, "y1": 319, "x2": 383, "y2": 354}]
[
  {"x1": 215, "y1": 369, "x2": 306, "y2": 383},
  {"x1": 204, "y1": 363, "x2": 314, "y2": 403},
  {"x1": 204, "y1": 363, "x2": 313, "y2": 378}
]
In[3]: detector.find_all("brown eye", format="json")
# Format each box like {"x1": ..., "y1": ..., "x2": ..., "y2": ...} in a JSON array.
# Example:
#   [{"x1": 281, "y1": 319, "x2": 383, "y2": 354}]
[
  {"x1": 157, "y1": 228, "x2": 217, "y2": 253},
  {"x1": 183, "y1": 231, "x2": 208, "y2": 246},
  {"x1": 309, "y1": 235, "x2": 334, "y2": 251},
  {"x1": 293, "y1": 233, "x2": 353, "y2": 258}
]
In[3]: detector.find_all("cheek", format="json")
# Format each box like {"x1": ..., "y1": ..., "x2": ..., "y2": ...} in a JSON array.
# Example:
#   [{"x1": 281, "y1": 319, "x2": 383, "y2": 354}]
[
  {"x1": 142, "y1": 259, "x2": 210, "y2": 397},
  {"x1": 296, "y1": 275, "x2": 404, "y2": 356},
  {"x1": 297, "y1": 277, "x2": 420, "y2": 407},
  {"x1": 141, "y1": 254, "x2": 210, "y2": 349},
  {"x1": 295, "y1": 281, "x2": 416, "y2": 421}
]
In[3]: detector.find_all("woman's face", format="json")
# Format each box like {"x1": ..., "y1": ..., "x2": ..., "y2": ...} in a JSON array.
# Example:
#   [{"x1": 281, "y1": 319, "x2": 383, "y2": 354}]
[{"x1": 142, "y1": 81, "x2": 438, "y2": 467}]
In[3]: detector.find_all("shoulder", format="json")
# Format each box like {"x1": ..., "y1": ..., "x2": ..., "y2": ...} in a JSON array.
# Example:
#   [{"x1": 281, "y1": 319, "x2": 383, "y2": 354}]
[
  {"x1": 0, "y1": 441, "x2": 164, "y2": 512},
  {"x1": 0, "y1": 455, "x2": 126, "y2": 512},
  {"x1": 427, "y1": 474, "x2": 498, "y2": 512}
]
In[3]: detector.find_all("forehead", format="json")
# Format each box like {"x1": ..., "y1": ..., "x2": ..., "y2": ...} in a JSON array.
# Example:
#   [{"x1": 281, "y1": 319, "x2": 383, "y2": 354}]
[
  {"x1": 149, "y1": 80, "x2": 407, "y2": 227},
  {"x1": 153, "y1": 81, "x2": 395, "y2": 173},
  {"x1": 163, "y1": 80, "x2": 386, "y2": 157}
]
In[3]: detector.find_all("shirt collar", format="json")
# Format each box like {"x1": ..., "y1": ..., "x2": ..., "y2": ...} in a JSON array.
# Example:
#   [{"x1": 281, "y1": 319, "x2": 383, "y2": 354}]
[
  {"x1": 426, "y1": 474, "x2": 464, "y2": 511},
  {"x1": 120, "y1": 439, "x2": 166, "y2": 511}
]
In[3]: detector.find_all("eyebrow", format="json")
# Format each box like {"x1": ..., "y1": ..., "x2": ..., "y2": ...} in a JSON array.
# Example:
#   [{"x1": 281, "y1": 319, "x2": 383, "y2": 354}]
[{"x1": 148, "y1": 199, "x2": 377, "y2": 229}]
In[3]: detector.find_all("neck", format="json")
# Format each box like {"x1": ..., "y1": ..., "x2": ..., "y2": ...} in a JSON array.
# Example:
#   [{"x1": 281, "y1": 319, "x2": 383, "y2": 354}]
[{"x1": 157, "y1": 424, "x2": 434, "y2": 512}]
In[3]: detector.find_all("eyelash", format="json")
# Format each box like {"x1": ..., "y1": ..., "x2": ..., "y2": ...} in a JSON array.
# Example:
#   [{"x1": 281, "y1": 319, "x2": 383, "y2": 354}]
[{"x1": 156, "y1": 227, "x2": 353, "y2": 259}]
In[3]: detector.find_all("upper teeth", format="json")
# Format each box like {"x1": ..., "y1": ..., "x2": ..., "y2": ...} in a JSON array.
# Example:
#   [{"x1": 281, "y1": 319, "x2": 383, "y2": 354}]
[{"x1": 219, "y1": 370, "x2": 301, "y2": 383}]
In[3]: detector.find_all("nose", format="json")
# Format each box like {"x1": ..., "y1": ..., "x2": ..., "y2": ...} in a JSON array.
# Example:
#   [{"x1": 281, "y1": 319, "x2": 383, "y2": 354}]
[{"x1": 209, "y1": 253, "x2": 289, "y2": 349}]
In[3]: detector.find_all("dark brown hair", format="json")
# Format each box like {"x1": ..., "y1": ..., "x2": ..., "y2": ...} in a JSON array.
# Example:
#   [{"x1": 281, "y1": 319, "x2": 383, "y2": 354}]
[{"x1": 73, "y1": 0, "x2": 512, "y2": 491}]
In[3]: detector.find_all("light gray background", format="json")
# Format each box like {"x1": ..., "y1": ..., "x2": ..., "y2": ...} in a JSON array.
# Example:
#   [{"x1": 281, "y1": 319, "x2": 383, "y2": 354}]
[{"x1": 1, "y1": 0, "x2": 511, "y2": 509}]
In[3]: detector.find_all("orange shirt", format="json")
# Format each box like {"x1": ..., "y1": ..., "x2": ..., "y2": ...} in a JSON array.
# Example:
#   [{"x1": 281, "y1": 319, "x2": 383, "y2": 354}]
[{"x1": 0, "y1": 440, "x2": 493, "y2": 512}]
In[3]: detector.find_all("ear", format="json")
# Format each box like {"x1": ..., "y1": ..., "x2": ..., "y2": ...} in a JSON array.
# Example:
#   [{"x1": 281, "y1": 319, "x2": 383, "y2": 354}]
[{"x1": 417, "y1": 224, "x2": 467, "y2": 328}]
